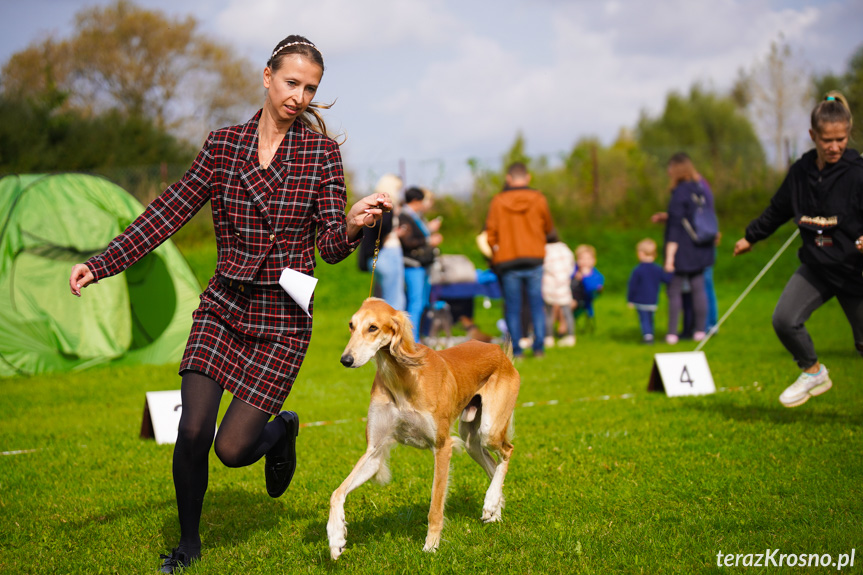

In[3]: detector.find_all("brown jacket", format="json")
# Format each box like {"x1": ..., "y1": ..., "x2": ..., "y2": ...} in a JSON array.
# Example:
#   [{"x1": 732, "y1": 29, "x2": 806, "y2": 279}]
[{"x1": 485, "y1": 187, "x2": 554, "y2": 272}]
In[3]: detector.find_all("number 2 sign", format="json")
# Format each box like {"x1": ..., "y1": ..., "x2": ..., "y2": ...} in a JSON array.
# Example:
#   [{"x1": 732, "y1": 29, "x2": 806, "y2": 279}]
[
  {"x1": 140, "y1": 390, "x2": 185, "y2": 444},
  {"x1": 648, "y1": 352, "x2": 716, "y2": 397}
]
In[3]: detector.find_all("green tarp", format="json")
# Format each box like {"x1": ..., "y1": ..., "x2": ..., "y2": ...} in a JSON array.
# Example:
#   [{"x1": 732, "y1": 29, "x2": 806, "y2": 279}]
[{"x1": 0, "y1": 174, "x2": 201, "y2": 377}]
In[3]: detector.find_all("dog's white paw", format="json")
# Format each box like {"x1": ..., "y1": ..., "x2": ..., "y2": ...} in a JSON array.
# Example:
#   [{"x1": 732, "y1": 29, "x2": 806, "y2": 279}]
[
  {"x1": 422, "y1": 534, "x2": 440, "y2": 553},
  {"x1": 482, "y1": 494, "x2": 504, "y2": 523},
  {"x1": 482, "y1": 491, "x2": 504, "y2": 523},
  {"x1": 481, "y1": 507, "x2": 503, "y2": 523},
  {"x1": 326, "y1": 512, "x2": 347, "y2": 561}
]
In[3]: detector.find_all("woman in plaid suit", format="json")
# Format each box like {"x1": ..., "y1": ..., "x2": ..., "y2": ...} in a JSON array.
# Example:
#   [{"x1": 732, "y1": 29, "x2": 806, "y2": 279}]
[{"x1": 68, "y1": 35, "x2": 391, "y2": 573}]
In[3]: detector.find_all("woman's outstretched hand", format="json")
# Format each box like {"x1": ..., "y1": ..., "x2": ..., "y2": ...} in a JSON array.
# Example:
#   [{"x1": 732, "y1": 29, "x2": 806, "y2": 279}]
[
  {"x1": 733, "y1": 237, "x2": 752, "y2": 256},
  {"x1": 346, "y1": 193, "x2": 394, "y2": 240},
  {"x1": 69, "y1": 264, "x2": 95, "y2": 297}
]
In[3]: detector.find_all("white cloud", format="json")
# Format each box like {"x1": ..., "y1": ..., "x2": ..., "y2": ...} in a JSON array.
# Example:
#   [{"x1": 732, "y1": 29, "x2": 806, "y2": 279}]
[
  {"x1": 320, "y1": 0, "x2": 860, "y2": 190},
  {"x1": 216, "y1": 0, "x2": 462, "y2": 57},
  {"x1": 3, "y1": 0, "x2": 860, "y2": 193}
]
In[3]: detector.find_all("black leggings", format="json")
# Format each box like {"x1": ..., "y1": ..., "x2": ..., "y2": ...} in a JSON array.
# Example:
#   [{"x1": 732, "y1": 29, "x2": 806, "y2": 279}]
[{"x1": 172, "y1": 371, "x2": 287, "y2": 548}]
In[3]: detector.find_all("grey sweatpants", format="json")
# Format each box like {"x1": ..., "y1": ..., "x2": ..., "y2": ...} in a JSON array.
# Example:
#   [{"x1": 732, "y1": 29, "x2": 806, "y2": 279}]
[{"x1": 772, "y1": 265, "x2": 863, "y2": 369}]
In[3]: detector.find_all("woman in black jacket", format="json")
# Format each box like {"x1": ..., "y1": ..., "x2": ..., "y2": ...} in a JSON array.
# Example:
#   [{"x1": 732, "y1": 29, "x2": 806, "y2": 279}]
[{"x1": 734, "y1": 91, "x2": 863, "y2": 408}]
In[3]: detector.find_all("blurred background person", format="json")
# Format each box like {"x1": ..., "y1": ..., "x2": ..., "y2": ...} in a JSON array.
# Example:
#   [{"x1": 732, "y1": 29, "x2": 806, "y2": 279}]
[
  {"x1": 486, "y1": 162, "x2": 554, "y2": 358},
  {"x1": 651, "y1": 153, "x2": 720, "y2": 336},
  {"x1": 627, "y1": 238, "x2": 670, "y2": 344},
  {"x1": 662, "y1": 152, "x2": 715, "y2": 344},
  {"x1": 400, "y1": 186, "x2": 443, "y2": 341},
  {"x1": 358, "y1": 174, "x2": 405, "y2": 310},
  {"x1": 542, "y1": 229, "x2": 576, "y2": 348},
  {"x1": 571, "y1": 244, "x2": 605, "y2": 327}
]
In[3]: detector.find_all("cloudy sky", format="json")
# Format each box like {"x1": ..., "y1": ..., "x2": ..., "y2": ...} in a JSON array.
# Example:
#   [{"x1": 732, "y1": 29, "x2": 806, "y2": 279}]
[{"x1": 2, "y1": 0, "x2": 861, "y2": 194}]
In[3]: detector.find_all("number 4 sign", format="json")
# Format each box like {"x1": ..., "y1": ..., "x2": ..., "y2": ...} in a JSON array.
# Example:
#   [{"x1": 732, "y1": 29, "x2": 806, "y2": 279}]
[{"x1": 648, "y1": 352, "x2": 716, "y2": 397}]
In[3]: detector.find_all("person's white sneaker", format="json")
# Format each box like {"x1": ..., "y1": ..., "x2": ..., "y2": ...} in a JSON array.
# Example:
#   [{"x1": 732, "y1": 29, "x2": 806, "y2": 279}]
[
  {"x1": 544, "y1": 336, "x2": 556, "y2": 348},
  {"x1": 779, "y1": 365, "x2": 832, "y2": 408},
  {"x1": 558, "y1": 335, "x2": 576, "y2": 347}
]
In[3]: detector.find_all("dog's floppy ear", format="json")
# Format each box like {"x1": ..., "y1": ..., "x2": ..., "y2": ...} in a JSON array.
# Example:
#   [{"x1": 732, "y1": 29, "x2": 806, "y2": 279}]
[{"x1": 389, "y1": 310, "x2": 426, "y2": 367}]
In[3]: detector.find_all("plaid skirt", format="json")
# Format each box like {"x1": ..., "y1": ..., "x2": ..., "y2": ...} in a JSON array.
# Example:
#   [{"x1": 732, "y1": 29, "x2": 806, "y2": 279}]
[{"x1": 179, "y1": 278, "x2": 312, "y2": 415}]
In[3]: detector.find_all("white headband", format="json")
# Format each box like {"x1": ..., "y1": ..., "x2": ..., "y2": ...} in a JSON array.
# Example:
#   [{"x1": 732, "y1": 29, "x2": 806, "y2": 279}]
[{"x1": 270, "y1": 41, "x2": 317, "y2": 60}]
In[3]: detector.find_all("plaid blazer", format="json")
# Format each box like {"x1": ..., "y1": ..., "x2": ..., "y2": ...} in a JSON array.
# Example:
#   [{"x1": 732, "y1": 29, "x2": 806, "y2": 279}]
[
  {"x1": 86, "y1": 111, "x2": 359, "y2": 339},
  {"x1": 88, "y1": 110, "x2": 357, "y2": 285}
]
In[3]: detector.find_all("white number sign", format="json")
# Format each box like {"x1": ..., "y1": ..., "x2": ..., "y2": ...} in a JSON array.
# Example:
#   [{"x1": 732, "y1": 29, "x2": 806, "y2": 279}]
[
  {"x1": 648, "y1": 352, "x2": 716, "y2": 397},
  {"x1": 140, "y1": 390, "x2": 184, "y2": 445}
]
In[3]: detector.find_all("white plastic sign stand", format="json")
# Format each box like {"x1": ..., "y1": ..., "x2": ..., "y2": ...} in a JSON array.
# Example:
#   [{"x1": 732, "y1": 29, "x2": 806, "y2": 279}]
[
  {"x1": 648, "y1": 352, "x2": 716, "y2": 397},
  {"x1": 140, "y1": 390, "x2": 184, "y2": 445}
]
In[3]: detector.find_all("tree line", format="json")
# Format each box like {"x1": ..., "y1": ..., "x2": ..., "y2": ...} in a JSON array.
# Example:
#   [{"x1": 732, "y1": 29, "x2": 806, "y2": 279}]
[
  {"x1": 0, "y1": 0, "x2": 257, "y2": 196},
  {"x1": 443, "y1": 40, "x2": 863, "y2": 233},
  {"x1": 1, "y1": 2, "x2": 861, "y2": 235}
]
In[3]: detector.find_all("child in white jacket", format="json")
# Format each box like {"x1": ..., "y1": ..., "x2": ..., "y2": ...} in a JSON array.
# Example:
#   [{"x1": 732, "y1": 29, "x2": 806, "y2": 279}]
[{"x1": 542, "y1": 230, "x2": 576, "y2": 347}]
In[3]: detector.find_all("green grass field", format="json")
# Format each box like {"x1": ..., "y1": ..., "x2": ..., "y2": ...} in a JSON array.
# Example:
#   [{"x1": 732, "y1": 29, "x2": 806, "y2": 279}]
[{"x1": 1, "y1": 224, "x2": 861, "y2": 574}]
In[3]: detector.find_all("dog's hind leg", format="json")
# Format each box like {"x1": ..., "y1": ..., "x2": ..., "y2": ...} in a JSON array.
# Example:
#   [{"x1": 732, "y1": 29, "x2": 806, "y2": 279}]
[
  {"x1": 458, "y1": 405, "x2": 497, "y2": 481},
  {"x1": 461, "y1": 407, "x2": 510, "y2": 523},
  {"x1": 423, "y1": 437, "x2": 454, "y2": 553},
  {"x1": 474, "y1": 370, "x2": 518, "y2": 524},
  {"x1": 482, "y1": 420, "x2": 513, "y2": 523}
]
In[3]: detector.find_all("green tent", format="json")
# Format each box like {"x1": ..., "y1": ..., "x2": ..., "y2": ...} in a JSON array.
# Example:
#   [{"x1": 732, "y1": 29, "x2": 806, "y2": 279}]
[{"x1": 0, "y1": 174, "x2": 201, "y2": 377}]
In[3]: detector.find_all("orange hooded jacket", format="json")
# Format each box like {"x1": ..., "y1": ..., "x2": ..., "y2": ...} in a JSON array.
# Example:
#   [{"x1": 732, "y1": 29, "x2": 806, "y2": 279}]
[{"x1": 485, "y1": 186, "x2": 554, "y2": 272}]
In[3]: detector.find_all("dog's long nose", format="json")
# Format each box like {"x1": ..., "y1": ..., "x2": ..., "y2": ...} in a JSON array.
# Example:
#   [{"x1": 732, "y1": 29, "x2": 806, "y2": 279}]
[{"x1": 340, "y1": 354, "x2": 354, "y2": 367}]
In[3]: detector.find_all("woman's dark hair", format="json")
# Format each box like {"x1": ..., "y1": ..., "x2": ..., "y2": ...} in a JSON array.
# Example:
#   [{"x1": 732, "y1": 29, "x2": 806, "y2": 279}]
[
  {"x1": 667, "y1": 151, "x2": 691, "y2": 166},
  {"x1": 404, "y1": 187, "x2": 425, "y2": 203},
  {"x1": 267, "y1": 35, "x2": 339, "y2": 139},
  {"x1": 667, "y1": 151, "x2": 698, "y2": 186},
  {"x1": 811, "y1": 91, "x2": 853, "y2": 134}
]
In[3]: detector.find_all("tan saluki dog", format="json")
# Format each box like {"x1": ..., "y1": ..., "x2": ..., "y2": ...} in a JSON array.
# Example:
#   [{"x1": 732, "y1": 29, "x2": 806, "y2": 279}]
[{"x1": 327, "y1": 298, "x2": 520, "y2": 559}]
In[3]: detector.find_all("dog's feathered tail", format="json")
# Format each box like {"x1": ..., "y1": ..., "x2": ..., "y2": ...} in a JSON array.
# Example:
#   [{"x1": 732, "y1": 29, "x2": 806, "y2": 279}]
[
  {"x1": 501, "y1": 333, "x2": 515, "y2": 363},
  {"x1": 501, "y1": 333, "x2": 516, "y2": 443},
  {"x1": 449, "y1": 435, "x2": 466, "y2": 453}
]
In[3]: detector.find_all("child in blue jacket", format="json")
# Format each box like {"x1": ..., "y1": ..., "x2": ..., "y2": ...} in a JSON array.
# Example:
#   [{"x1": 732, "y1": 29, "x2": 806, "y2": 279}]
[
  {"x1": 627, "y1": 238, "x2": 671, "y2": 343},
  {"x1": 572, "y1": 244, "x2": 604, "y2": 320}
]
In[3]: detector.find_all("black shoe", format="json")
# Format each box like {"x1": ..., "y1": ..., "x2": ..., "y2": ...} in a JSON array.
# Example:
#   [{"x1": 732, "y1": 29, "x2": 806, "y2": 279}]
[
  {"x1": 159, "y1": 548, "x2": 200, "y2": 573},
  {"x1": 265, "y1": 411, "x2": 299, "y2": 498}
]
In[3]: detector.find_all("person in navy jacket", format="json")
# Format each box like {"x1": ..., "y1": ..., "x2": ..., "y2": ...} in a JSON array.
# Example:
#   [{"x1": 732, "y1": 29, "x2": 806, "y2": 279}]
[
  {"x1": 663, "y1": 153, "x2": 715, "y2": 344},
  {"x1": 734, "y1": 91, "x2": 863, "y2": 408},
  {"x1": 628, "y1": 238, "x2": 671, "y2": 343},
  {"x1": 69, "y1": 36, "x2": 391, "y2": 573}
]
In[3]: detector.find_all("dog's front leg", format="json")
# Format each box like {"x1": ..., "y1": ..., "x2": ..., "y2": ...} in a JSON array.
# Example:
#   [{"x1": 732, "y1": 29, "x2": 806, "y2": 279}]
[
  {"x1": 327, "y1": 447, "x2": 383, "y2": 559},
  {"x1": 328, "y1": 399, "x2": 396, "y2": 560},
  {"x1": 423, "y1": 437, "x2": 453, "y2": 552}
]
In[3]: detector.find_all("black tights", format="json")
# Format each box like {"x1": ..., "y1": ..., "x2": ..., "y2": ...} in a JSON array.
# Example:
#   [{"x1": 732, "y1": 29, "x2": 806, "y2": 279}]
[{"x1": 172, "y1": 371, "x2": 287, "y2": 550}]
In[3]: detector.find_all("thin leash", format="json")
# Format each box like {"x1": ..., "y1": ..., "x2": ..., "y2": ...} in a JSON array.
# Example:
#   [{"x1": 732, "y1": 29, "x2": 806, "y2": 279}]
[
  {"x1": 695, "y1": 228, "x2": 800, "y2": 352},
  {"x1": 366, "y1": 208, "x2": 391, "y2": 299}
]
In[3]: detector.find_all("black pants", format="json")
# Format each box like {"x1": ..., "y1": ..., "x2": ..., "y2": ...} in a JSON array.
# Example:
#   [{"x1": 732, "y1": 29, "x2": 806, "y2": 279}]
[{"x1": 773, "y1": 265, "x2": 863, "y2": 369}]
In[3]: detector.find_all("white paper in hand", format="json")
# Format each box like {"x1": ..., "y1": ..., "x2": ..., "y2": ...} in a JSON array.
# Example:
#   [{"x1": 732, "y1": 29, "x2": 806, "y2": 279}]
[{"x1": 278, "y1": 267, "x2": 318, "y2": 317}]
